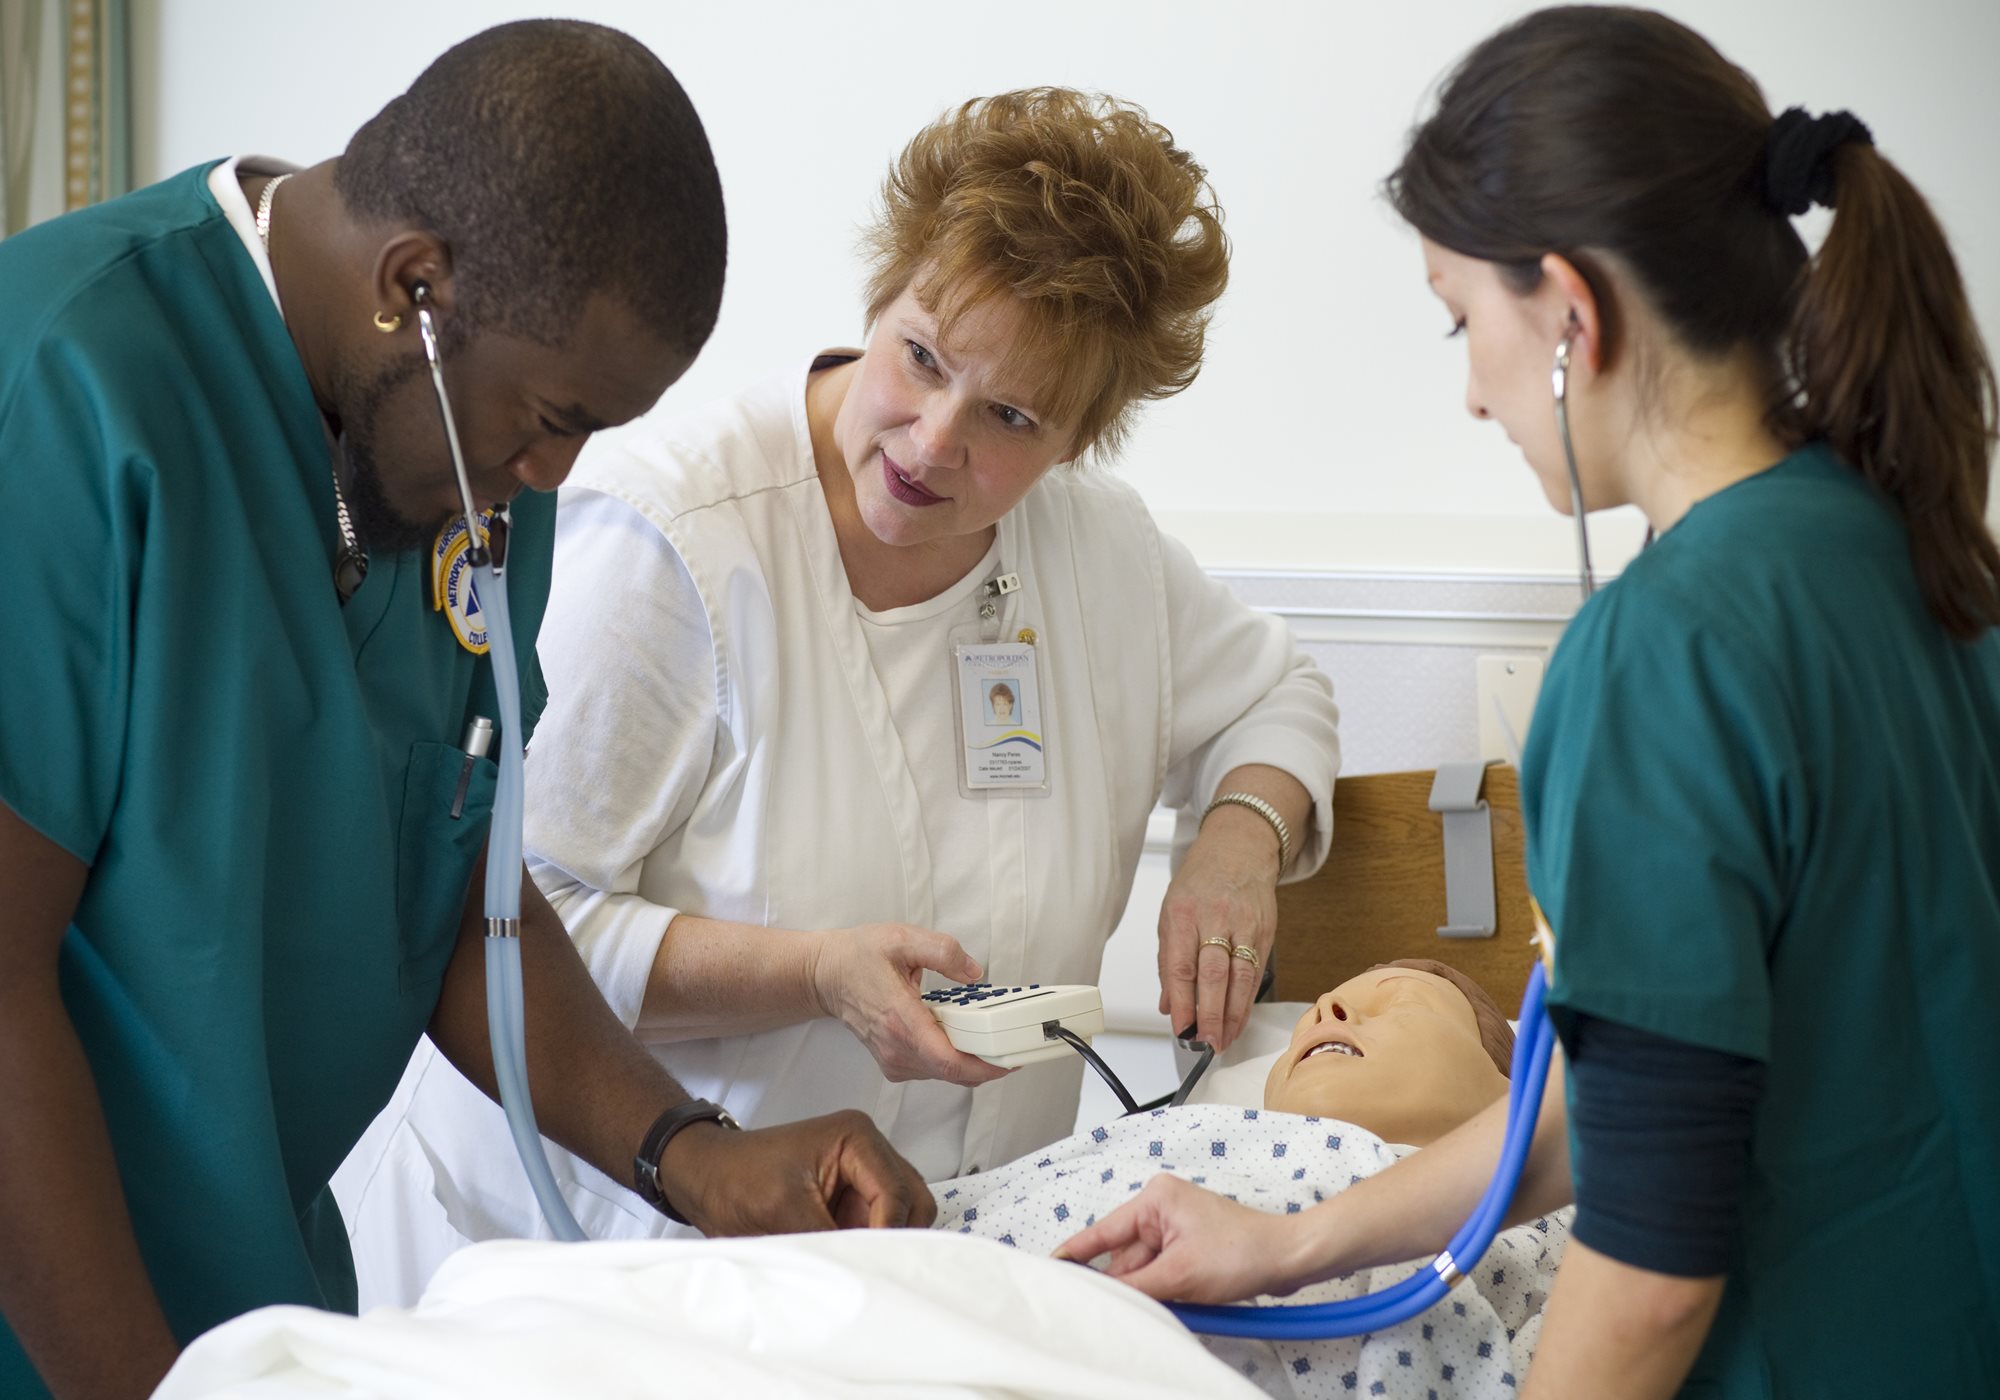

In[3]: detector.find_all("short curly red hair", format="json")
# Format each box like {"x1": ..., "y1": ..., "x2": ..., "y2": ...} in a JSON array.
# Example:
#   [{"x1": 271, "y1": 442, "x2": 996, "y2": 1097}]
[{"x1": 860, "y1": 87, "x2": 1230, "y2": 459}]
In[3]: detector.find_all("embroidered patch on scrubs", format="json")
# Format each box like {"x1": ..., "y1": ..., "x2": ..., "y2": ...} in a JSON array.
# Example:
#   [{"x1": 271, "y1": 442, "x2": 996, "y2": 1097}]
[
  {"x1": 952, "y1": 633, "x2": 1049, "y2": 794},
  {"x1": 431, "y1": 513, "x2": 497, "y2": 655}
]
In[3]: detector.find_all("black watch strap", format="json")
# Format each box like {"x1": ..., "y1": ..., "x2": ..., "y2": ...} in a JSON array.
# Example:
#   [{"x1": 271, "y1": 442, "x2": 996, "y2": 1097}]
[{"x1": 633, "y1": 1098, "x2": 740, "y2": 1224}]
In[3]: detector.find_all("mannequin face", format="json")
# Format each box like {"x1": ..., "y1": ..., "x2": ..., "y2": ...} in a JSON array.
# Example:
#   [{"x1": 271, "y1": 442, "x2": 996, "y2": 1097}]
[{"x1": 1263, "y1": 966, "x2": 1510, "y2": 1146}]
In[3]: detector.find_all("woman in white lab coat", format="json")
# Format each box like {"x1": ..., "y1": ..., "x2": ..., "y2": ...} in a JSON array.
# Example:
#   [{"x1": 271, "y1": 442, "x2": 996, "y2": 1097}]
[{"x1": 337, "y1": 88, "x2": 1340, "y2": 1301}]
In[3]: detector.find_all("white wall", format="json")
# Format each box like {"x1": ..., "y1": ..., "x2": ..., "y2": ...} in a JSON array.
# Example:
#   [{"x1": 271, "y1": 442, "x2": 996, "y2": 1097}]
[{"x1": 132, "y1": 0, "x2": 2000, "y2": 573}]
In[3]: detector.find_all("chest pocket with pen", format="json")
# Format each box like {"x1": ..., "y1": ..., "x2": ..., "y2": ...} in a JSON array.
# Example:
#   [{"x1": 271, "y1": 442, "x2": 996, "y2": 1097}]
[{"x1": 396, "y1": 737, "x2": 498, "y2": 994}]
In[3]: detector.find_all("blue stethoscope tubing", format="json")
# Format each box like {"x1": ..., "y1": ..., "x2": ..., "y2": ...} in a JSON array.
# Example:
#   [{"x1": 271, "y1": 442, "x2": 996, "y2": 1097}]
[
  {"x1": 1167, "y1": 962, "x2": 1555, "y2": 1339},
  {"x1": 417, "y1": 291, "x2": 586, "y2": 1242}
]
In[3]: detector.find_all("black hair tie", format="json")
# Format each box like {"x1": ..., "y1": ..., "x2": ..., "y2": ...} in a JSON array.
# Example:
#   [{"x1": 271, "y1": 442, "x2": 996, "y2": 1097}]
[{"x1": 1762, "y1": 106, "x2": 1874, "y2": 217}]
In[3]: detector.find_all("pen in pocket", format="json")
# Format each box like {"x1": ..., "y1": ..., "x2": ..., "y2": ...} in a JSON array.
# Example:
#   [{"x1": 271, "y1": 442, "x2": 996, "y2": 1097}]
[{"x1": 450, "y1": 716, "x2": 496, "y2": 820}]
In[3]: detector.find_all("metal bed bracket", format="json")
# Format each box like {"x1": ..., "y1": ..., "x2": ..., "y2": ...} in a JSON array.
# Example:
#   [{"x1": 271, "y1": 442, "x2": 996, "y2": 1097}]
[{"x1": 1429, "y1": 762, "x2": 1496, "y2": 939}]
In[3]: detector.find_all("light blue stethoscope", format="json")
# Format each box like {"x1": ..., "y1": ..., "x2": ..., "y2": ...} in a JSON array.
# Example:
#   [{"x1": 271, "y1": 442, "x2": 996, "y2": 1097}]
[
  {"x1": 414, "y1": 286, "x2": 587, "y2": 1242},
  {"x1": 1167, "y1": 338, "x2": 1590, "y2": 1339}
]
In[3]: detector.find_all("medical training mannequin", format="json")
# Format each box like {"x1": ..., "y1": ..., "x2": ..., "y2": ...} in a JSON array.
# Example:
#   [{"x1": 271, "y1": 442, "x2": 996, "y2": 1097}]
[
  {"x1": 0, "y1": 23, "x2": 933, "y2": 1400},
  {"x1": 1061, "y1": 8, "x2": 2000, "y2": 1399},
  {"x1": 335, "y1": 86, "x2": 1339, "y2": 1309},
  {"x1": 940, "y1": 961, "x2": 1555, "y2": 1400}
]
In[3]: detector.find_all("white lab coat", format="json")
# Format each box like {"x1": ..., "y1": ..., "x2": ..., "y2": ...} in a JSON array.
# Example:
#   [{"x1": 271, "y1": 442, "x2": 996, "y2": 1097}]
[{"x1": 334, "y1": 358, "x2": 1339, "y2": 1305}]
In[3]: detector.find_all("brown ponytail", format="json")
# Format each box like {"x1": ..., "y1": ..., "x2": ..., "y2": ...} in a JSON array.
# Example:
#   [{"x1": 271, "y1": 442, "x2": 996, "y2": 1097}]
[
  {"x1": 1781, "y1": 145, "x2": 2000, "y2": 639},
  {"x1": 1388, "y1": 6, "x2": 2000, "y2": 639}
]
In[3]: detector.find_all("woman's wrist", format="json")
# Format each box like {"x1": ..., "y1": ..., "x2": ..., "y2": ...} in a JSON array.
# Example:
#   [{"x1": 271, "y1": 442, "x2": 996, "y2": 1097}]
[
  {"x1": 639, "y1": 915, "x2": 833, "y2": 1039},
  {"x1": 801, "y1": 927, "x2": 843, "y2": 1022},
  {"x1": 1285, "y1": 1190, "x2": 1368, "y2": 1291},
  {"x1": 1194, "y1": 803, "x2": 1285, "y2": 881},
  {"x1": 1202, "y1": 792, "x2": 1291, "y2": 874}
]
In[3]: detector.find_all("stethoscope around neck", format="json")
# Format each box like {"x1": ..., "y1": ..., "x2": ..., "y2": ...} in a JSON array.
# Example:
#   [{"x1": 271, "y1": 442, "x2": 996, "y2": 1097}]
[
  {"x1": 1167, "y1": 337, "x2": 1585, "y2": 1339},
  {"x1": 413, "y1": 280, "x2": 588, "y2": 1241}
]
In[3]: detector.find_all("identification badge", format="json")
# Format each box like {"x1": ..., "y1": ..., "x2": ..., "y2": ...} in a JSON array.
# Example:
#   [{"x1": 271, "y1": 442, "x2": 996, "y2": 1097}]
[
  {"x1": 952, "y1": 627, "x2": 1050, "y2": 796},
  {"x1": 432, "y1": 512, "x2": 498, "y2": 655}
]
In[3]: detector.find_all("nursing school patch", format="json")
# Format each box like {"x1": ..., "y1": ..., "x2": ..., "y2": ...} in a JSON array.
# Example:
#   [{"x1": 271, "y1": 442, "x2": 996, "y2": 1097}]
[{"x1": 432, "y1": 513, "x2": 496, "y2": 655}]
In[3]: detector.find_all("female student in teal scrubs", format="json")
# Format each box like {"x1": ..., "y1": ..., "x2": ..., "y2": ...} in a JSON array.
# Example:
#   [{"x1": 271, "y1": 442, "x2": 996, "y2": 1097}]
[{"x1": 1059, "y1": 8, "x2": 2000, "y2": 1396}]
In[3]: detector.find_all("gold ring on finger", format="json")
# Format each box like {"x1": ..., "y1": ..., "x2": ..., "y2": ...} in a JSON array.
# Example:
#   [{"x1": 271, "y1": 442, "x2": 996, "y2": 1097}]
[
  {"x1": 1231, "y1": 944, "x2": 1261, "y2": 966},
  {"x1": 1199, "y1": 937, "x2": 1233, "y2": 953}
]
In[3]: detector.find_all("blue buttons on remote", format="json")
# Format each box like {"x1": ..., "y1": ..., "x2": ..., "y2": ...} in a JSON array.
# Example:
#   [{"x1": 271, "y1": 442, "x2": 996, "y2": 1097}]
[{"x1": 926, "y1": 982, "x2": 1050, "y2": 1007}]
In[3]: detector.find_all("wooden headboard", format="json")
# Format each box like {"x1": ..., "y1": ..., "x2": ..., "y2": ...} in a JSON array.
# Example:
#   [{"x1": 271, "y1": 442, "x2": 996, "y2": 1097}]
[{"x1": 1271, "y1": 766, "x2": 1534, "y2": 1011}]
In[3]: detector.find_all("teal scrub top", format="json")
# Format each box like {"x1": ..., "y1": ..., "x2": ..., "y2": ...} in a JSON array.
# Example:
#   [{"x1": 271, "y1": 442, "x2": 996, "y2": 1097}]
[
  {"x1": 1523, "y1": 444, "x2": 2000, "y2": 1397},
  {"x1": 0, "y1": 165, "x2": 553, "y2": 1395}
]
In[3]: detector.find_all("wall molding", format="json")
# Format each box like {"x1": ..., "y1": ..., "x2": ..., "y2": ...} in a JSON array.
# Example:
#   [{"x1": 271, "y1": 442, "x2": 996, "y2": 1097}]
[{"x1": 1210, "y1": 566, "x2": 1584, "y2": 653}]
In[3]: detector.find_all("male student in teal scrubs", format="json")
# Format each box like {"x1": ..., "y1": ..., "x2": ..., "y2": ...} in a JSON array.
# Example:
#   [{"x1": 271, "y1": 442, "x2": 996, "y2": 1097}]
[{"x1": 0, "y1": 22, "x2": 932, "y2": 1400}]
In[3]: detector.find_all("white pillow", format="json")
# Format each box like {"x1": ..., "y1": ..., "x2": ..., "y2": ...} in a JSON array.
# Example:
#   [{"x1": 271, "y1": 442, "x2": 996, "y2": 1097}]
[{"x1": 1178, "y1": 1002, "x2": 1310, "y2": 1108}]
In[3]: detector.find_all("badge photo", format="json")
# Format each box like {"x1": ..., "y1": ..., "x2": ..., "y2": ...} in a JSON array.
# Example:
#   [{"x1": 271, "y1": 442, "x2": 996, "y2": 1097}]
[{"x1": 983, "y1": 678, "x2": 1021, "y2": 727}]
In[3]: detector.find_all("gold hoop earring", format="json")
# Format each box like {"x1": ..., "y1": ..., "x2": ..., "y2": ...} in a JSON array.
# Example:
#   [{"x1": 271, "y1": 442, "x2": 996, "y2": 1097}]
[{"x1": 373, "y1": 311, "x2": 402, "y2": 334}]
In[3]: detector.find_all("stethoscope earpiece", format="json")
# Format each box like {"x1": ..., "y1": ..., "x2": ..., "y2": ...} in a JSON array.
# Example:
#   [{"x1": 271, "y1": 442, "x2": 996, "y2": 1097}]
[
  {"x1": 407, "y1": 280, "x2": 486, "y2": 568},
  {"x1": 1551, "y1": 336, "x2": 1595, "y2": 600}
]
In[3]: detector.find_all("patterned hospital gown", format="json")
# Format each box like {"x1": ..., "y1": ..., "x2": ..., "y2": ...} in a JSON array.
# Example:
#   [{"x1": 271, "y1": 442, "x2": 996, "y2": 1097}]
[{"x1": 932, "y1": 1105, "x2": 1570, "y2": 1400}]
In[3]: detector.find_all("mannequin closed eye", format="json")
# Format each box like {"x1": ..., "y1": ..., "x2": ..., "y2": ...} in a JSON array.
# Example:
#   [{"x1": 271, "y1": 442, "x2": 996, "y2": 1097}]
[{"x1": 1261, "y1": 964, "x2": 1513, "y2": 1147}]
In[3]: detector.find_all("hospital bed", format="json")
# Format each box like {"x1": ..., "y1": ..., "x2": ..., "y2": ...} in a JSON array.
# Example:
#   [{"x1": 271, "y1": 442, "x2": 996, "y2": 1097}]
[{"x1": 156, "y1": 766, "x2": 1548, "y2": 1399}]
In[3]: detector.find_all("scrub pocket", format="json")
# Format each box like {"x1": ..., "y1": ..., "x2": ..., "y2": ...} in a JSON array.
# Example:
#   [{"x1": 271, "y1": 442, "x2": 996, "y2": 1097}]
[{"x1": 396, "y1": 739, "x2": 498, "y2": 995}]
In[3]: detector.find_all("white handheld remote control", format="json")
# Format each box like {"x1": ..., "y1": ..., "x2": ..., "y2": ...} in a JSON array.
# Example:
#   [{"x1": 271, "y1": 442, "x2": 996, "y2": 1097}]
[{"x1": 921, "y1": 982, "x2": 1106, "y2": 1069}]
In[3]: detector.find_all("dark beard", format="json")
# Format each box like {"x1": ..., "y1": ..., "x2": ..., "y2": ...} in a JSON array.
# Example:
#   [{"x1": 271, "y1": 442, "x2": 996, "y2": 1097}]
[{"x1": 335, "y1": 355, "x2": 453, "y2": 557}]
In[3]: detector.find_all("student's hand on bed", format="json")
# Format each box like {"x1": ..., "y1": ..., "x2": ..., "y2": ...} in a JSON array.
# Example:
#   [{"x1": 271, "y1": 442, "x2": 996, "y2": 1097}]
[
  {"x1": 1156, "y1": 826, "x2": 1279, "y2": 1053},
  {"x1": 660, "y1": 1109, "x2": 939, "y2": 1234},
  {"x1": 1051, "y1": 1173, "x2": 1305, "y2": 1303},
  {"x1": 810, "y1": 923, "x2": 1012, "y2": 1087}
]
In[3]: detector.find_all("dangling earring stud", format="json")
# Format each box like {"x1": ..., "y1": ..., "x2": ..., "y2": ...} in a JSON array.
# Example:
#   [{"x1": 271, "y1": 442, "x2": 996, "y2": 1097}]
[{"x1": 373, "y1": 310, "x2": 403, "y2": 333}]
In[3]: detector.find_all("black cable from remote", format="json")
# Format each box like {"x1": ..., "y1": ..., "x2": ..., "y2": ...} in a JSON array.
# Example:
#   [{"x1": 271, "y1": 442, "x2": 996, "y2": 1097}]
[
  {"x1": 1050, "y1": 1020, "x2": 1218, "y2": 1116},
  {"x1": 1045, "y1": 1022, "x2": 1140, "y2": 1114}
]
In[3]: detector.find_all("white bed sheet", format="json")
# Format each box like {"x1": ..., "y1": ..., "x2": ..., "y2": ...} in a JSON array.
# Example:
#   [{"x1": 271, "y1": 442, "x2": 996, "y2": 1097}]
[{"x1": 154, "y1": 1231, "x2": 1265, "y2": 1399}]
